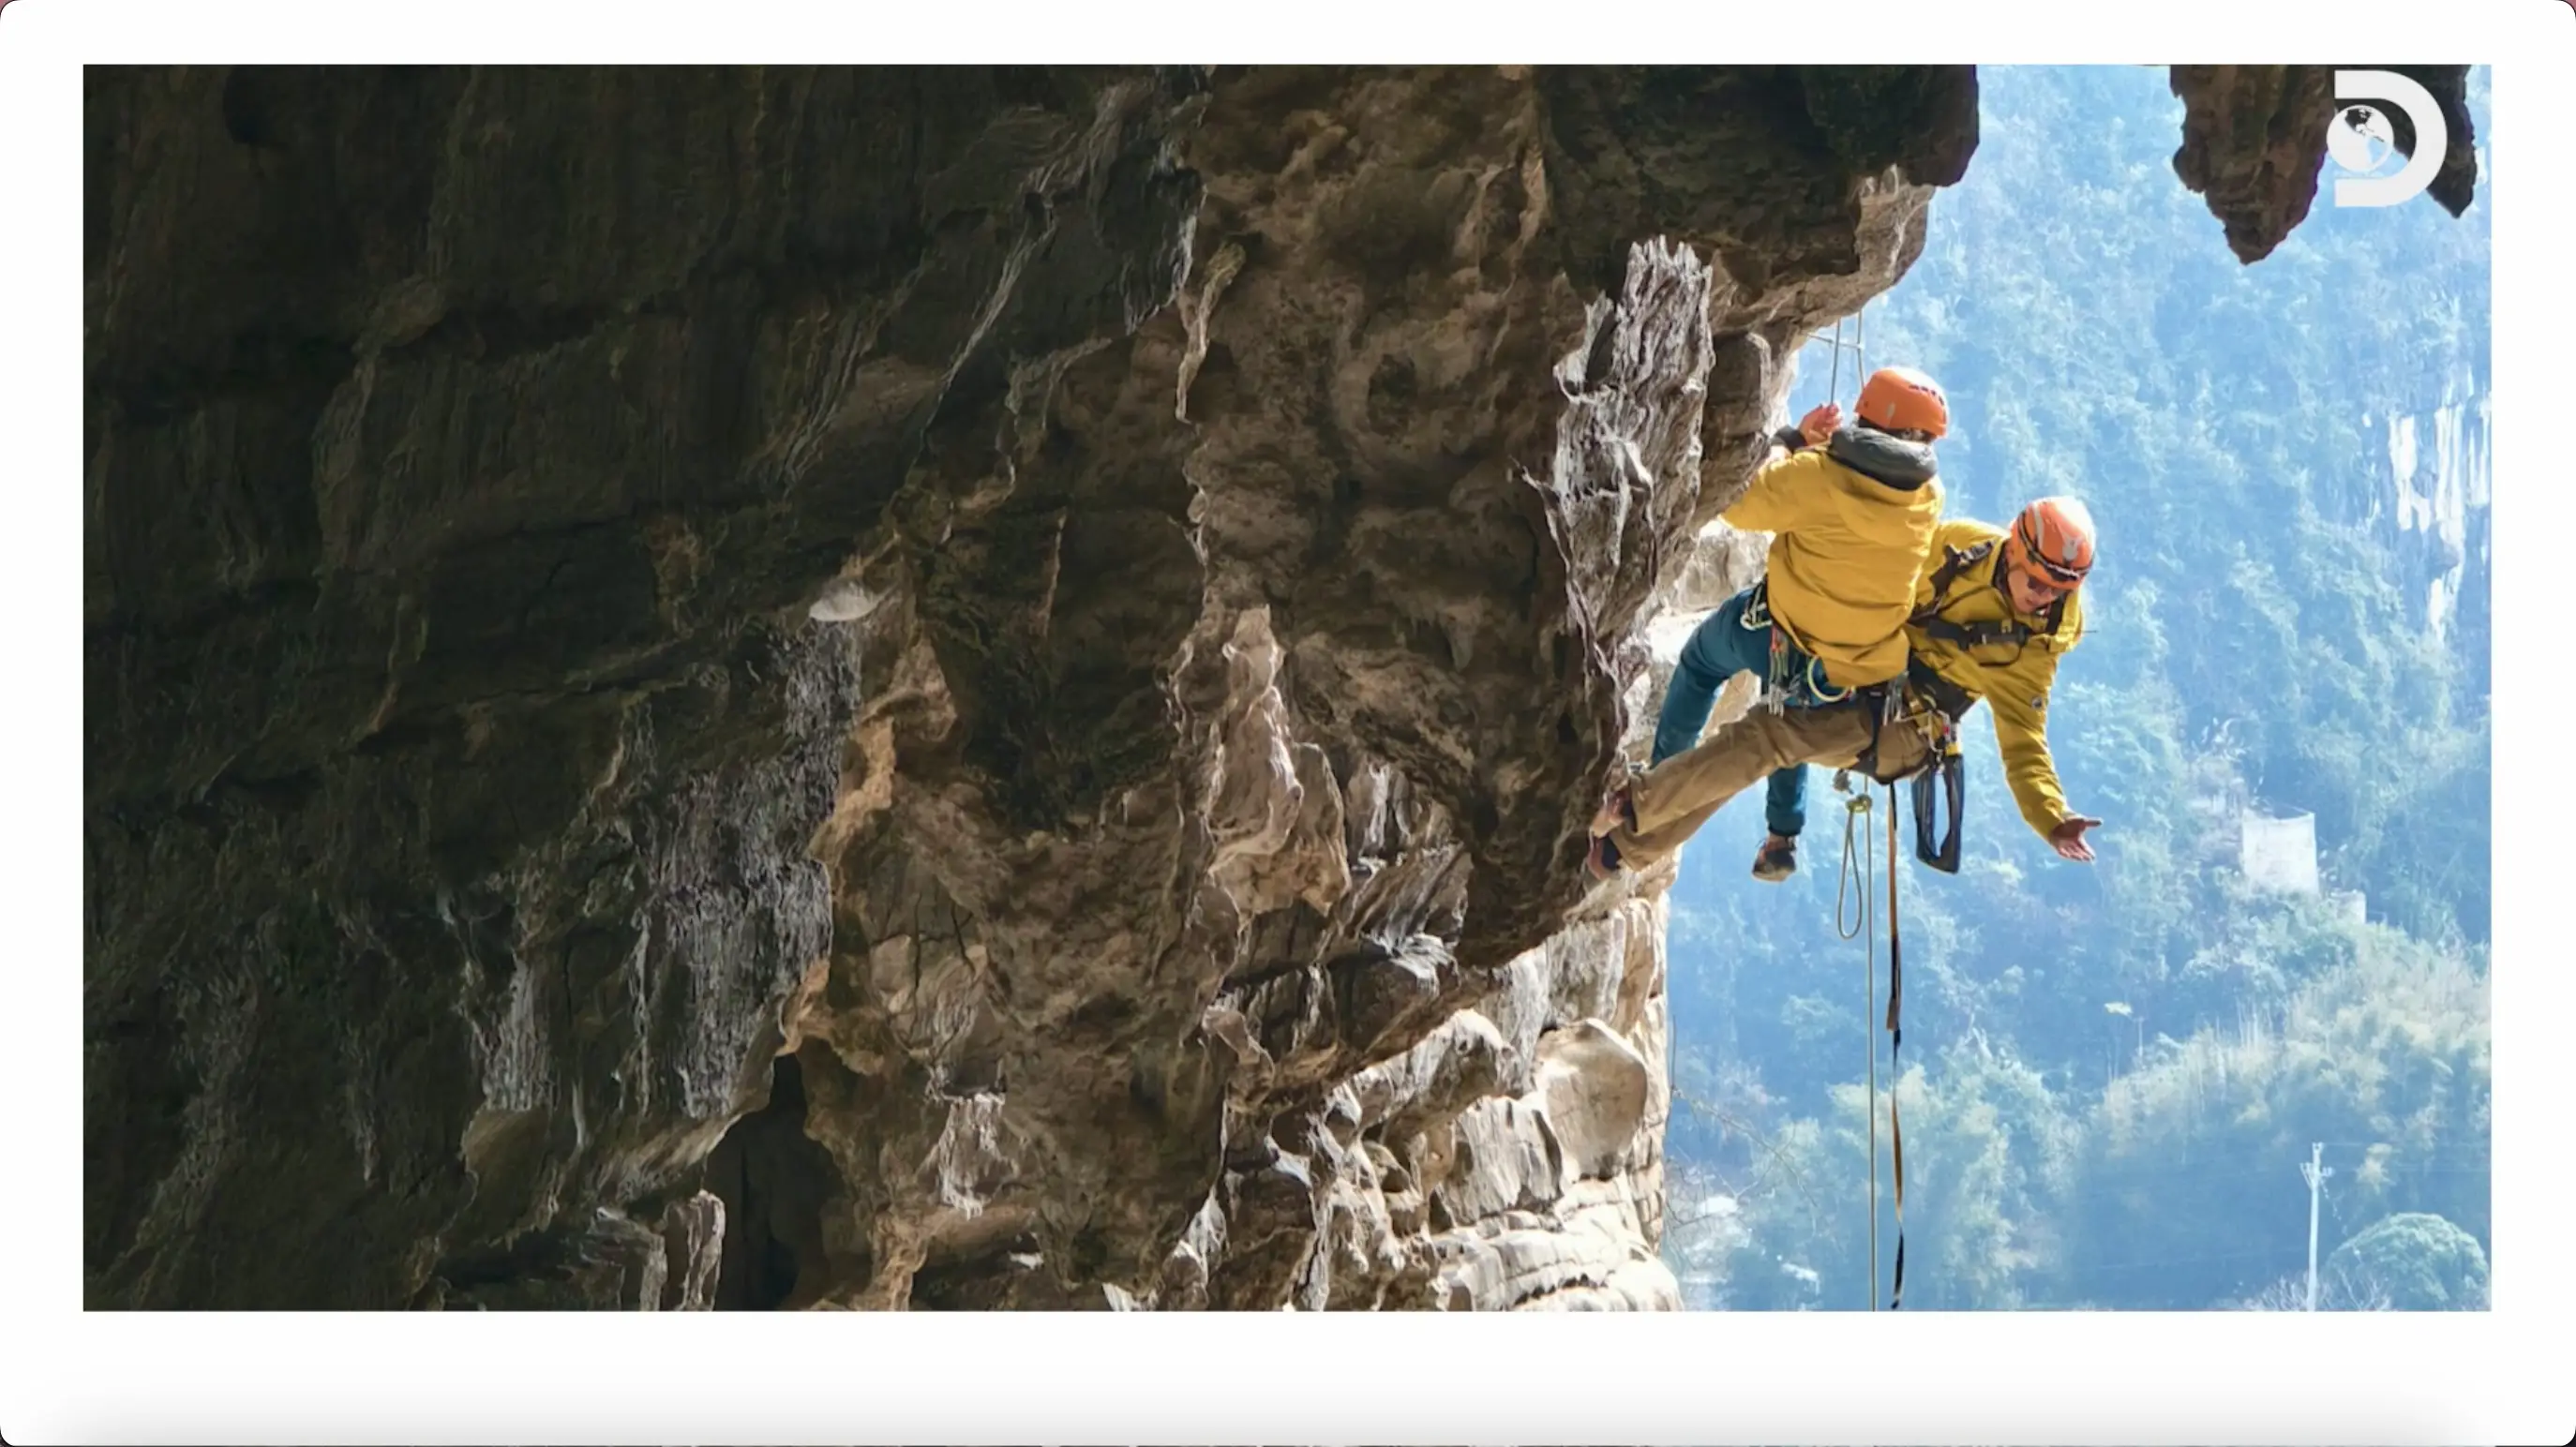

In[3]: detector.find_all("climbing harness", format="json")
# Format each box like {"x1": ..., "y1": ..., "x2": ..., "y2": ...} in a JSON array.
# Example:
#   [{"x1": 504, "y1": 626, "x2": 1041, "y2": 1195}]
[
  {"x1": 1844, "y1": 683, "x2": 1920, "y2": 784},
  {"x1": 1743, "y1": 581, "x2": 1852, "y2": 716}
]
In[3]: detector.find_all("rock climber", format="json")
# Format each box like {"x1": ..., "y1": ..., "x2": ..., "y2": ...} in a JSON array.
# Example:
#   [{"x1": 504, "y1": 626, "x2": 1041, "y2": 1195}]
[
  {"x1": 1586, "y1": 365, "x2": 1951, "y2": 881},
  {"x1": 1878, "y1": 495, "x2": 2104, "y2": 864},
  {"x1": 1589, "y1": 493, "x2": 2105, "y2": 882}
]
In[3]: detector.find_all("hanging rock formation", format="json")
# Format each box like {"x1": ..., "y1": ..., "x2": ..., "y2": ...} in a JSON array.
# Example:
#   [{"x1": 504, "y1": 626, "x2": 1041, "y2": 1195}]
[
  {"x1": 85, "y1": 63, "x2": 2453, "y2": 1310},
  {"x1": 2169, "y1": 64, "x2": 2478, "y2": 263}
]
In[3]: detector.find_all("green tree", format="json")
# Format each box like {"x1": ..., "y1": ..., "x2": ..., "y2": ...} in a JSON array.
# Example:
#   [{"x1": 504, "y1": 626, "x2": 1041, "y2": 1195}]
[
  {"x1": 2325, "y1": 1212, "x2": 2490, "y2": 1311},
  {"x1": 2052, "y1": 930, "x2": 2489, "y2": 1307},
  {"x1": 1718, "y1": 1039, "x2": 2078, "y2": 1310}
]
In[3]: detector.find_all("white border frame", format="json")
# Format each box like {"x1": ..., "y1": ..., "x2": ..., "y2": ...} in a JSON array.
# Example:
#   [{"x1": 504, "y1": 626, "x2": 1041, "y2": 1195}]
[{"x1": 9, "y1": 3, "x2": 2561, "y2": 1442}]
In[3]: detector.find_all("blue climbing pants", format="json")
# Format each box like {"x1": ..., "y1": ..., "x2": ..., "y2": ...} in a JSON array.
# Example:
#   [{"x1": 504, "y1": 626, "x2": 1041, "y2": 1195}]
[{"x1": 1651, "y1": 583, "x2": 1852, "y2": 840}]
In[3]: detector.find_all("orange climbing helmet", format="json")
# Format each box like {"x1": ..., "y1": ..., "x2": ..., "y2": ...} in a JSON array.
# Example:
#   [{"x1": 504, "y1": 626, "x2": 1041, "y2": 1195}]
[
  {"x1": 2007, "y1": 496, "x2": 2098, "y2": 588},
  {"x1": 1856, "y1": 365, "x2": 1950, "y2": 440}
]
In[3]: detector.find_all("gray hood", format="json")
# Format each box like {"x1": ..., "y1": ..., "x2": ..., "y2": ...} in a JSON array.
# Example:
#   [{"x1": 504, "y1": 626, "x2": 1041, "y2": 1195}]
[{"x1": 1826, "y1": 426, "x2": 1939, "y2": 491}]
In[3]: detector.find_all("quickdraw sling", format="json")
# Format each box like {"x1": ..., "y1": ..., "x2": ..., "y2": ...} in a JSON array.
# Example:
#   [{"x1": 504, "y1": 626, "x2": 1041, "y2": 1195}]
[{"x1": 1742, "y1": 579, "x2": 1855, "y2": 716}]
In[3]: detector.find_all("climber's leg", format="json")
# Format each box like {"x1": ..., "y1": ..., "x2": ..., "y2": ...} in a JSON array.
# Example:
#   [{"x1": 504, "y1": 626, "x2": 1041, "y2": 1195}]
[
  {"x1": 1603, "y1": 702, "x2": 1875, "y2": 874},
  {"x1": 1750, "y1": 710, "x2": 1938, "y2": 881},
  {"x1": 1652, "y1": 587, "x2": 1774, "y2": 765},
  {"x1": 1747, "y1": 765, "x2": 1811, "y2": 881},
  {"x1": 1762, "y1": 764, "x2": 1809, "y2": 840}
]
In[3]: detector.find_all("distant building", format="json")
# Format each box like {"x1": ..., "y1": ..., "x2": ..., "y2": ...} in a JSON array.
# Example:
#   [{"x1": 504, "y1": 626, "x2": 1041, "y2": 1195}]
[
  {"x1": 2239, "y1": 809, "x2": 2320, "y2": 896},
  {"x1": 2237, "y1": 805, "x2": 2368, "y2": 923}
]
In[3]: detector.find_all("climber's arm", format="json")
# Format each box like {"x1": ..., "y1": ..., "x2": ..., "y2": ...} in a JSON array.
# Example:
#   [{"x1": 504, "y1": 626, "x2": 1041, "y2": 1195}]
[{"x1": 1721, "y1": 446, "x2": 1829, "y2": 536}]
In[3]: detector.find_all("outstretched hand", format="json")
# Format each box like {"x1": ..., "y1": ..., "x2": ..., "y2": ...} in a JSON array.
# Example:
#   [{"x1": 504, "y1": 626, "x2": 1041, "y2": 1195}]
[
  {"x1": 1799, "y1": 402, "x2": 1842, "y2": 446},
  {"x1": 2049, "y1": 814, "x2": 2103, "y2": 862}
]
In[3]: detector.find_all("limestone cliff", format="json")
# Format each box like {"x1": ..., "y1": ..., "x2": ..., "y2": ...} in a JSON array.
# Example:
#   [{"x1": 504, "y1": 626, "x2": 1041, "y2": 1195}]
[{"x1": 83, "y1": 64, "x2": 2463, "y2": 1310}]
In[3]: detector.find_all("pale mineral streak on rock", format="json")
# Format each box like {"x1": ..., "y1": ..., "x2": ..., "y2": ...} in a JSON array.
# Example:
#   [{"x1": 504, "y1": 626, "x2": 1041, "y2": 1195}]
[
  {"x1": 805, "y1": 576, "x2": 881, "y2": 625},
  {"x1": 657, "y1": 1191, "x2": 727, "y2": 1311}
]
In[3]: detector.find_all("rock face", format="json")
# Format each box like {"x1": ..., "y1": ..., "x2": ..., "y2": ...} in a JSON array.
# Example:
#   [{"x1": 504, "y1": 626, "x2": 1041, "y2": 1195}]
[
  {"x1": 86, "y1": 64, "x2": 1215, "y2": 1310},
  {"x1": 2169, "y1": 65, "x2": 2478, "y2": 263},
  {"x1": 84, "y1": 65, "x2": 2424, "y2": 1311}
]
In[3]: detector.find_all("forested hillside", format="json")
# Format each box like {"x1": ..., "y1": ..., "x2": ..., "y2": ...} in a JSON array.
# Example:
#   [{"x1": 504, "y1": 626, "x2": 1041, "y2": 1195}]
[{"x1": 1663, "y1": 65, "x2": 2493, "y2": 1312}]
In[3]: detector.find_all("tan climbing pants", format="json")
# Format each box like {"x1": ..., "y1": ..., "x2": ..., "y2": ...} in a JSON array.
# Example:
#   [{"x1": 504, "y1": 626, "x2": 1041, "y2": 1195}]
[{"x1": 1607, "y1": 700, "x2": 1933, "y2": 873}]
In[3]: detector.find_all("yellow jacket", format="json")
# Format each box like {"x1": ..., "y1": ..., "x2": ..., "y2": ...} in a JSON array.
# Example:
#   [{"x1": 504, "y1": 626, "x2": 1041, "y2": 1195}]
[
  {"x1": 1724, "y1": 440, "x2": 1944, "y2": 689},
  {"x1": 1905, "y1": 518, "x2": 2087, "y2": 839}
]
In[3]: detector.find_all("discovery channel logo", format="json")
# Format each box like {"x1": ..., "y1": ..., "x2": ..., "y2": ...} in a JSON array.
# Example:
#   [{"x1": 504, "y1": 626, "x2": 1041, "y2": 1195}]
[{"x1": 2327, "y1": 69, "x2": 2449, "y2": 209}]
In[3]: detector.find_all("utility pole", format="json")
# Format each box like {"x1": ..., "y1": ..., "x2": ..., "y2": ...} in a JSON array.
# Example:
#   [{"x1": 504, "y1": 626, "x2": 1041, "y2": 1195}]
[{"x1": 2299, "y1": 1142, "x2": 2334, "y2": 1310}]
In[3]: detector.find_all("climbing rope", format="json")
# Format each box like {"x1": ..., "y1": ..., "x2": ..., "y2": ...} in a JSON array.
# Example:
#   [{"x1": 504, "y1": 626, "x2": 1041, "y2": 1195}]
[
  {"x1": 1816, "y1": 303, "x2": 1917, "y2": 1312},
  {"x1": 1835, "y1": 769, "x2": 1910, "y2": 1312},
  {"x1": 1884, "y1": 779, "x2": 1909, "y2": 1311},
  {"x1": 1835, "y1": 782, "x2": 1872, "y2": 942},
  {"x1": 1833, "y1": 774, "x2": 1880, "y2": 1308},
  {"x1": 1857, "y1": 306, "x2": 1867, "y2": 401}
]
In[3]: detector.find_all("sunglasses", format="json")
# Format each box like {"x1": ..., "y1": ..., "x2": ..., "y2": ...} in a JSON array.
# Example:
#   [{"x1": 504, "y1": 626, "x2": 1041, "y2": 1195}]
[{"x1": 2012, "y1": 559, "x2": 2084, "y2": 598}]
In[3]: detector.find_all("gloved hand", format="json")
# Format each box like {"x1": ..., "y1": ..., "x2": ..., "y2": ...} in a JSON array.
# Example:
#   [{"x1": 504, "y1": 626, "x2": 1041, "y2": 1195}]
[{"x1": 1799, "y1": 402, "x2": 1843, "y2": 446}]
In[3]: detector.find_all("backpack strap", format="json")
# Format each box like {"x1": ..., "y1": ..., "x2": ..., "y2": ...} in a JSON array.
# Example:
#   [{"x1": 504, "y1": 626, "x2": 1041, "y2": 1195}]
[
  {"x1": 1917, "y1": 616, "x2": 2035, "y2": 651},
  {"x1": 2036, "y1": 591, "x2": 2070, "y2": 644},
  {"x1": 1910, "y1": 539, "x2": 2000, "y2": 627},
  {"x1": 1910, "y1": 535, "x2": 2074, "y2": 651}
]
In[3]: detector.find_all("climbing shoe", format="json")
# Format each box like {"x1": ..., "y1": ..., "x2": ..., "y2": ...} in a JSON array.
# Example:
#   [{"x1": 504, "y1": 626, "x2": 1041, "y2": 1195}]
[
  {"x1": 1585, "y1": 830, "x2": 1625, "y2": 882},
  {"x1": 1750, "y1": 832, "x2": 1798, "y2": 882},
  {"x1": 1586, "y1": 783, "x2": 1639, "y2": 881},
  {"x1": 1590, "y1": 786, "x2": 1638, "y2": 841}
]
